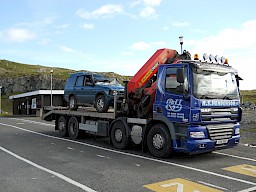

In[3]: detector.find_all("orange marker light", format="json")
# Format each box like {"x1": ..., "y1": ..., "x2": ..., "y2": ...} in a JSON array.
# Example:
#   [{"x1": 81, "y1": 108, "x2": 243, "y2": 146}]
[
  {"x1": 194, "y1": 54, "x2": 199, "y2": 60},
  {"x1": 224, "y1": 58, "x2": 229, "y2": 64}
]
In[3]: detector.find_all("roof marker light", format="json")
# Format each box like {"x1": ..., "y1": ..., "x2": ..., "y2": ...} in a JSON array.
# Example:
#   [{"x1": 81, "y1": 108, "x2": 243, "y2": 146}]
[
  {"x1": 209, "y1": 54, "x2": 214, "y2": 63},
  {"x1": 203, "y1": 53, "x2": 208, "y2": 61},
  {"x1": 215, "y1": 55, "x2": 220, "y2": 63},
  {"x1": 194, "y1": 54, "x2": 199, "y2": 60},
  {"x1": 224, "y1": 58, "x2": 229, "y2": 65},
  {"x1": 220, "y1": 56, "x2": 226, "y2": 64}
]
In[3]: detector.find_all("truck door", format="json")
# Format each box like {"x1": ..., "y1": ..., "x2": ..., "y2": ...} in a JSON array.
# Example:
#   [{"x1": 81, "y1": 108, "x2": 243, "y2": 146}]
[{"x1": 158, "y1": 66, "x2": 190, "y2": 123}]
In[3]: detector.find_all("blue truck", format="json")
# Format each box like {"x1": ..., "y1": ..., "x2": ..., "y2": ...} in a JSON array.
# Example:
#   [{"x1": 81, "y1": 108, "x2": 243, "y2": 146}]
[{"x1": 43, "y1": 48, "x2": 242, "y2": 158}]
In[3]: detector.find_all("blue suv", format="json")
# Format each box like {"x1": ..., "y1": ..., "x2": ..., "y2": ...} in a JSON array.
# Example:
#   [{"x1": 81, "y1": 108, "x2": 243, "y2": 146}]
[{"x1": 64, "y1": 72, "x2": 124, "y2": 112}]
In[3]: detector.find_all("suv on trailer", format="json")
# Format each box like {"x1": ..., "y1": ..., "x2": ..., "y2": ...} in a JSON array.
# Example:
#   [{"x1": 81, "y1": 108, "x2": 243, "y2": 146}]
[{"x1": 64, "y1": 72, "x2": 124, "y2": 112}]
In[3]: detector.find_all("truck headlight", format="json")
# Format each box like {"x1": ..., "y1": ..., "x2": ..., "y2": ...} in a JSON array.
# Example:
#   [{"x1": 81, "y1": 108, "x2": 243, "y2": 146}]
[
  {"x1": 190, "y1": 131, "x2": 205, "y2": 139},
  {"x1": 235, "y1": 128, "x2": 240, "y2": 135}
]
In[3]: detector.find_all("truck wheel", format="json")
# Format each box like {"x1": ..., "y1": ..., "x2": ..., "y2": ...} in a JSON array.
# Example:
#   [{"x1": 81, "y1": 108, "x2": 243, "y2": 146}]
[
  {"x1": 69, "y1": 96, "x2": 78, "y2": 111},
  {"x1": 95, "y1": 95, "x2": 109, "y2": 113},
  {"x1": 147, "y1": 124, "x2": 172, "y2": 158},
  {"x1": 110, "y1": 121, "x2": 128, "y2": 149},
  {"x1": 68, "y1": 116, "x2": 80, "y2": 140},
  {"x1": 58, "y1": 116, "x2": 68, "y2": 137}
]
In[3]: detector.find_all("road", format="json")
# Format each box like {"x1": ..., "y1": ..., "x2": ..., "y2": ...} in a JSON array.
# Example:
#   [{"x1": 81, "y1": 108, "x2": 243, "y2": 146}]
[{"x1": 0, "y1": 117, "x2": 255, "y2": 192}]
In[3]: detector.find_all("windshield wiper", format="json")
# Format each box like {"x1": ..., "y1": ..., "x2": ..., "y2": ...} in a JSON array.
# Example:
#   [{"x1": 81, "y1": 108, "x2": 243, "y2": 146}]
[{"x1": 222, "y1": 95, "x2": 233, "y2": 100}]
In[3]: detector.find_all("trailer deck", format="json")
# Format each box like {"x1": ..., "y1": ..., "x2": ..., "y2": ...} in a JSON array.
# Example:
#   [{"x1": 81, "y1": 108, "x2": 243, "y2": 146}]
[{"x1": 43, "y1": 107, "x2": 115, "y2": 121}]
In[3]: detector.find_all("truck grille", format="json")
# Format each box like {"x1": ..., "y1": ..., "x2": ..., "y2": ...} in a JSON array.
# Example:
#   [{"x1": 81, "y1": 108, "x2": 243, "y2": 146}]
[
  {"x1": 201, "y1": 108, "x2": 238, "y2": 123},
  {"x1": 206, "y1": 124, "x2": 234, "y2": 140}
]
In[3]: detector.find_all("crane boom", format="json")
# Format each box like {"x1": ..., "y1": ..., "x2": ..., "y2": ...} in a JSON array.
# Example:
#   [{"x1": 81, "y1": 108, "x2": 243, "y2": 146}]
[{"x1": 125, "y1": 48, "x2": 191, "y2": 117}]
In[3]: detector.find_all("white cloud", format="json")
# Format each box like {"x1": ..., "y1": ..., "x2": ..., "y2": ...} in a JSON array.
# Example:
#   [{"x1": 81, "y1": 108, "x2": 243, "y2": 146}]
[
  {"x1": 187, "y1": 20, "x2": 256, "y2": 90},
  {"x1": 76, "y1": 4, "x2": 123, "y2": 19},
  {"x1": 57, "y1": 24, "x2": 70, "y2": 29},
  {"x1": 142, "y1": 0, "x2": 161, "y2": 6},
  {"x1": 39, "y1": 38, "x2": 51, "y2": 45},
  {"x1": 189, "y1": 20, "x2": 256, "y2": 55},
  {"x1": 82, "y1": 23, "x2": 94, "y2": 30},
  {"x1": 172, "y1": 21, "x2": 190, "y2": 27},
  {"x1": 60, "y1": 46, "x2": 75, "y2": 53},
  {"x1": 140, "y1": 7, "x2": 156, "y2": 18},
  {"x1": 132, "y1": 41, "x2": 166, "y2": 50},
  {"x1": 0, "y1": 28, "x2": 35, "y2": 42}
]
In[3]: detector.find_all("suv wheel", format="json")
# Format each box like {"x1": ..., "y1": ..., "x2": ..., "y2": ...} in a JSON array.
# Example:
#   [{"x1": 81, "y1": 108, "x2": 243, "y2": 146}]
[
  {"x1": 69, "y1": 96, "x2": 78, "y2": 111},
  {"x1": 95, "y1": 95, "x2": 109, "y2": 113}
]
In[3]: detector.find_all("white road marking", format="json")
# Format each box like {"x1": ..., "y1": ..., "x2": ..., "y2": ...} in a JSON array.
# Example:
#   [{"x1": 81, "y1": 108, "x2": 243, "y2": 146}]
[
  {"x1": 67, "y1": 147, "x2": 74, "y2": 150},
  {"x1": 0, "y1": 145, "x2": 97, "y2": 192},
  {"x1": 9, "y1": 117, "x2": 256, "y2": 161},
  {"x1": 10, "y1": 118, "x2": 54, "y2": 127},
  {"x1": 97, "y1": 155, "x2": 105, "y2": 158},
  {"x1": 1, "y1": 122, "x2": 256, "y2": 186},
  {"x1": 161, "y1": 182, "x2": 183, "y2": 191},
  {"x1": 241, "y1": 167, "x2": 256, "y2": 173},
  {"x1": 237, "y1": 186, "x2": 256, "y2": 192},
  {"x1": 198, "y1": 180, "x2": 228, "y2": 191},
  {"x1": 213, "y1": 152, "x2": 256, "y2": 162}
]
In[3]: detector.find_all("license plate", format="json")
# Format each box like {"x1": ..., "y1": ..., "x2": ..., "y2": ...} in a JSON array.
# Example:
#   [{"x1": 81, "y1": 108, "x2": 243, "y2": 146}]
[{"x1": 216, "y1": 139, "x2": 228, "y2": 144}]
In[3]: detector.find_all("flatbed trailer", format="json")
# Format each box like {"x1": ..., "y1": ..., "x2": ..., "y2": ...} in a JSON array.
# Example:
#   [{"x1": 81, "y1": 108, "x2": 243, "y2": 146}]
[{"x1": 43, "y1": 103, "x2": 149, "y2": 152}]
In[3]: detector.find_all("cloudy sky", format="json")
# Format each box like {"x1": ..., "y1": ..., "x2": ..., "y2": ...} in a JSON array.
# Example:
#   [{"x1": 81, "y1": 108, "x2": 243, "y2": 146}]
[{"x1": 0, "y1": 0, "x2": 256, "y2": 90}]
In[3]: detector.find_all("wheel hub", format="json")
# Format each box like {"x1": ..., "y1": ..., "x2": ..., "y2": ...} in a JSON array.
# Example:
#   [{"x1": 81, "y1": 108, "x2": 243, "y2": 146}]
[
  {"x1": 152, "y1": 134, "x2": 164, "y2": 149},
  {"x1": 70, "y1": 99, "x2": 75, "y2": 108},
  {"x1": 59, "y1": 122, "x2": 65, "y2": 131},
  {"x1": 97, "y1": 99, "x2": 104, "y2": 109},
  {"x1": 114, "y1": 129, "x2": 123, "y2": 142}
]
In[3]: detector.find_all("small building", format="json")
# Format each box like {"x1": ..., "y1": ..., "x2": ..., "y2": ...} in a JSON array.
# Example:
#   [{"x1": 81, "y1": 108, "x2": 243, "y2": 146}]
[{"x1": 9, "y1": 90, "x2": 66, "y2": 116}]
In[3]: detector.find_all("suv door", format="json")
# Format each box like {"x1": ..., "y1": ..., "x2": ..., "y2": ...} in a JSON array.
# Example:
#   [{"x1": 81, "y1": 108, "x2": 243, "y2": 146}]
[
  {"x1": 74, "y1": 75, "x2": 85, "y2": 104},
  {"x1": 82, "y1": 75, "x2": 96, "y2": 104}
]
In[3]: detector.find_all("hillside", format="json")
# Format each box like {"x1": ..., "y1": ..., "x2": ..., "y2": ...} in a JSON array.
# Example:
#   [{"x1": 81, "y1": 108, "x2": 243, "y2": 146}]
[{"x1": 0, "y1": 59, "x2": 131, "y2": 95}]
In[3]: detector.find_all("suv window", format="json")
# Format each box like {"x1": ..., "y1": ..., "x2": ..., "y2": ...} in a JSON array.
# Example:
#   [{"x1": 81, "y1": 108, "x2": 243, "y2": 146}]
[{"x1": 75, "y1": 76, "x2": 84, "y2": 86}]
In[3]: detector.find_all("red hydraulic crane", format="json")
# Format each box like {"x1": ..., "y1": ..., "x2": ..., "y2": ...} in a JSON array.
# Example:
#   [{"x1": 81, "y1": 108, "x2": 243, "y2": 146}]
[{"x1": 126, "y1": 48, "x2": 191, "y2": 117}]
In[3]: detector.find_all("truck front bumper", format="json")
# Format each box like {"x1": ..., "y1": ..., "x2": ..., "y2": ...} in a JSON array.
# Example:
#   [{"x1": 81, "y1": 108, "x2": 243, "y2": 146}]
[{"x1": 174, "y1": 135, "x2": 240, "y2": 154}]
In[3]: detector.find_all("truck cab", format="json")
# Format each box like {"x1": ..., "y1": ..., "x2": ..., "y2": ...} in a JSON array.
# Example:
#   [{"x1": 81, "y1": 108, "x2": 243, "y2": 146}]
[{"x1": 153, "y1": 60, "x2": 241, "y2": 154}]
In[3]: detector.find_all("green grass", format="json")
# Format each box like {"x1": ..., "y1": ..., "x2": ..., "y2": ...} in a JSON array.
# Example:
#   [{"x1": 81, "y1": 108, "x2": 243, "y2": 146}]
[
  {"x1": 0, "y1": 95, "x2": 13, "y2": 116},
  {"x1": 0, "y1": 59, "x2": 76, "y2": 79},
  {"x1": 240, "y1": 90, "x2": 256, "y2": 104},
  {"x1": 0, "y1": 59, "x2": 131, "y2": 83}
]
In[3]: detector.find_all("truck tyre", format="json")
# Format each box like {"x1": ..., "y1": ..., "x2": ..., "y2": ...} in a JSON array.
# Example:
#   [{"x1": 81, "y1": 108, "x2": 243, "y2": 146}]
[
  {"x1": 110, "y1": 121, "x2": 128, "y2": 149},
  {"x1": 68, "y1": 116, "x2": 80, "y2": 140},
  {"x1": 147, "y1": 124, "x2": 172, "y2": 158},
  {"x1": 58, "y1": 116, "x2": 68, "y2": 137},
  {"x1": 69, "y1": 96, "x2": 78, "y2": 111},
  {"x1": 95, "y1": 95, "x2": 109, "y2": 113}
]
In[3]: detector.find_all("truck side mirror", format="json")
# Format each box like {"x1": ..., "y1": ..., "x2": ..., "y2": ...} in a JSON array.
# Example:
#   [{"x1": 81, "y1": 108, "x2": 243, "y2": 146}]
[{"x1": 177, "y1": 68, "x2": 184, "y2": 83}]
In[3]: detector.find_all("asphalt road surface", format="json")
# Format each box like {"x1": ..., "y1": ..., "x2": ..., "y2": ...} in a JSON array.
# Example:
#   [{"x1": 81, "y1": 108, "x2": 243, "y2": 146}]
[{"x1": 0, "y1": 117, "x2": 255, "y2": 192}]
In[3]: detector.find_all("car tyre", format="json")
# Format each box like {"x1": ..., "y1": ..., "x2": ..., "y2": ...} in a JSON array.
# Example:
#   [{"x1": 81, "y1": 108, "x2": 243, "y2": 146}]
[
  {"x1": 95, "y1": 95, "x2": 109, "y2": 113},
  {"x1": 69, "y1": 96, "x2": 78, "y2": 111}
]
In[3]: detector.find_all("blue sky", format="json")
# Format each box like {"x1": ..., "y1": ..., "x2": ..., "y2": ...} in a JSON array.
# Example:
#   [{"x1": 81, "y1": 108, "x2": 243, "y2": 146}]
[{"x1": 0, "y1": 0, "x2": 256, "y2": 90}]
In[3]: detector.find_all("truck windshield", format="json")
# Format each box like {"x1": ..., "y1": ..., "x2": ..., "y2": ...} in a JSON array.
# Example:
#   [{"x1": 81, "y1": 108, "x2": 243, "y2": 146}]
[{"x1": 192, "y1": 67, "x2": 239, "y2": 100}]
